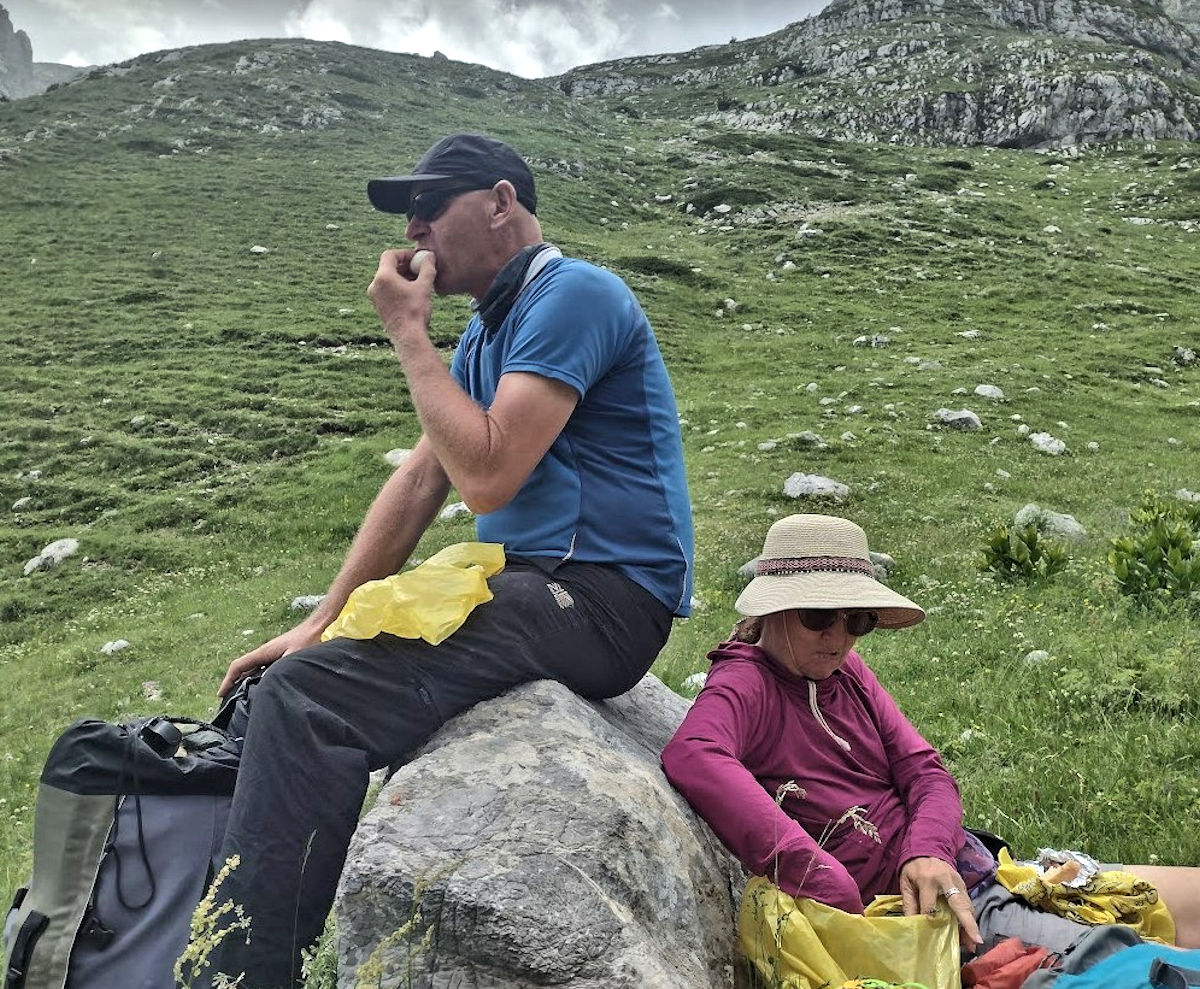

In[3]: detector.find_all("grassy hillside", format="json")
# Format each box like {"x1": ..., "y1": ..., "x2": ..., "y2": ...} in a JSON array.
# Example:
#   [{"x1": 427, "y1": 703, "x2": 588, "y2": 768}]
[{"x1": 2, "y1": 35, "x2": 1200, "y2": 927}]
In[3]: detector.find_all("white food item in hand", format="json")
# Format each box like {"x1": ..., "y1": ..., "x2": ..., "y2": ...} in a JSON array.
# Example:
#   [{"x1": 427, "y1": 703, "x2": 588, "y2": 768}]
[{"x1": 410, "y1": 250, "x2": 432, "y2": 275}]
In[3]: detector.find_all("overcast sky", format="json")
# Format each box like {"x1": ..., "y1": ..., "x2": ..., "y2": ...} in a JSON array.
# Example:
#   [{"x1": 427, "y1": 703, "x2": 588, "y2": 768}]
[{"x1": 5, "y1": 0, "x2": 830, "y2": 78}]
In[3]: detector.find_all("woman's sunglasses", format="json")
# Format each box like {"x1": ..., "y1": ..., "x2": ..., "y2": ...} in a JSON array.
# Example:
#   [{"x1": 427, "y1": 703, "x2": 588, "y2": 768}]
[
  {"x1": 796, "y1": 608, "x2": 879, "y2": 637},
  {"x1": 406, "y1": 185, "x2": 484, "y2": 222}
]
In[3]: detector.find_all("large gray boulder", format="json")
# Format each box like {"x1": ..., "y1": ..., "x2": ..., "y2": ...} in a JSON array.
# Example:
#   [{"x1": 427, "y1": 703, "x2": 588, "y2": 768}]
[{"x1": 336, "y1": 675, "x2": 747, "y2": 989}]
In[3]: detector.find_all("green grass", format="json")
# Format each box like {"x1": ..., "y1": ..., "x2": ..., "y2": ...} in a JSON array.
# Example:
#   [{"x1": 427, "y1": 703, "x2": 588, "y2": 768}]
[{"x1": 2, "y1": 35, "x2": 1200, "y2": 964}]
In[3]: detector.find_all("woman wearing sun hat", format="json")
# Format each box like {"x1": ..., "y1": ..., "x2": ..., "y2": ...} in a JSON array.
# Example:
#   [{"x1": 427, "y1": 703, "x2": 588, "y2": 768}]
[{"x1": 661, "y1": 513, "x2": 1200, "y2": 960}]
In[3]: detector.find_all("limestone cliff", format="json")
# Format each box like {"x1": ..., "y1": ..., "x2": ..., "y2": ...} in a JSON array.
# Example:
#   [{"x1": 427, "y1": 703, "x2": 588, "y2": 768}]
[{"x1": 559, "y1": 0, "x2": 1200, "y2": 148}]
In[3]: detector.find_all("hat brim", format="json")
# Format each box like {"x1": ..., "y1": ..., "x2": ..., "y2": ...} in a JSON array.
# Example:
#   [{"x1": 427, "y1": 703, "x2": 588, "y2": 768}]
[
  {"x1": 367, "y1": 172, "x2": 456, "y2": 214},
  {"x1": 734, "y1": 571, "x2": 924, "y2": 629}
]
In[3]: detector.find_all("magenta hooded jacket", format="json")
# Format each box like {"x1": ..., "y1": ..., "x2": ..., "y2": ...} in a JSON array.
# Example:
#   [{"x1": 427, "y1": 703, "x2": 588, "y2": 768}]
[{"x1": 660, "y1": 640, "x2": 967, "y2": 913}]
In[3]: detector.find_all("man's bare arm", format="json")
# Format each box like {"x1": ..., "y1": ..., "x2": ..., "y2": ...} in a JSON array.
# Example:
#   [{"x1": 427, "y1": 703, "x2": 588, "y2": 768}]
[
  {"x1": 369, "y1": 251, "x2": 579, "y2": 515},
  {"x1": 218, "y1": 437, "x2": 450, "y2": 695}
]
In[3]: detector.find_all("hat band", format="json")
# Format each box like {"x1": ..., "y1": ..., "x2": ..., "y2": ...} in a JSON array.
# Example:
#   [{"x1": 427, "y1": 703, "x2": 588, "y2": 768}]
[{"x1": 756, "y1": 556, "x2": 874, "y2": 577}]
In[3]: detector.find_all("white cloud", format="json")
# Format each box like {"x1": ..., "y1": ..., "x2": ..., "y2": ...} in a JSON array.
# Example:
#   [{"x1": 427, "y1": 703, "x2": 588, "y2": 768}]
[
  {"x1": 282, "y1": 9, "x2": 353, "y2": 45},
  {"x1": 286, "y1": 0, "x2": 630, "y2": 77},
  {"x1": 654, "y1": 4, "x2": 681, "y2": 22},
  {"x1": 56, "y1": 49, "x2": 93, "y2": 67}
]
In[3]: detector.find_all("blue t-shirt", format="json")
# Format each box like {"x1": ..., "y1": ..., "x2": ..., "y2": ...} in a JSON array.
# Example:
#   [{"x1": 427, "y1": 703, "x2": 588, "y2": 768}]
[{"x1": 449, "y1": 256, "x2": 694, "y2": 616}]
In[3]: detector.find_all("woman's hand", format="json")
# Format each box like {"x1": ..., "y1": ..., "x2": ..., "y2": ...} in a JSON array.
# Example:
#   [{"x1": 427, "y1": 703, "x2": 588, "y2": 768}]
[{"x1": 899, "y1": 856, "x2": 982, "y2": 949}]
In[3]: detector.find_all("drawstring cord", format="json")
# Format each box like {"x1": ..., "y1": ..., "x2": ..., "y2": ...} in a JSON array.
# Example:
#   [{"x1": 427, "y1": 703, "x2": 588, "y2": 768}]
[
  {"x1": 808, "y1": 679, "x2": 852, "y2": 752},
  {"x1": 783, "y1": 610, "x2": 853, "y2": 753}
]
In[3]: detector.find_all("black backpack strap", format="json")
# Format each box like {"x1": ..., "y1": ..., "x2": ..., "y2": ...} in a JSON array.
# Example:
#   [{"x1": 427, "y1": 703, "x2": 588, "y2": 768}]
[
  {"x1": 4, "y1": 910, "x2": 49, "y2": 989},
  {"x1": 965, "y1": 825, "x2": 1012, "y2": 859},
  {"x1": 1152, "y1": 958, "x2": 1200, "y2": 989}
]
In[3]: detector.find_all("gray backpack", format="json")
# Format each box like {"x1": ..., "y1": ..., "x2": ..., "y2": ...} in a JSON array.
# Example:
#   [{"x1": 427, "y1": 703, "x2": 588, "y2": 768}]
[{"x1": 3, "y1": 684, "x2": 252, "y2": 989}]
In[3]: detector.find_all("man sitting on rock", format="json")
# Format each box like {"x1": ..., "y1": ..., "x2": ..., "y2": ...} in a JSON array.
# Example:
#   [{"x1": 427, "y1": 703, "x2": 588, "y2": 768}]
[{"x1": 209, "y1": 132, "x2": 694, "y2": 989}]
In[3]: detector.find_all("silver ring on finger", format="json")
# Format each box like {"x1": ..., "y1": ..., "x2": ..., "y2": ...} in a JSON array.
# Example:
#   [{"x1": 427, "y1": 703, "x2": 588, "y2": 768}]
[{"x1": 941, "y1": 886, "x2": 962, "y2": 898}]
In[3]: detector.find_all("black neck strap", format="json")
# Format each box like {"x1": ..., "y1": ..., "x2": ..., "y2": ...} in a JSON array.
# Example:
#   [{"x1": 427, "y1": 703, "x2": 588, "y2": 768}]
[{"x1": 477, "y1": 242, "x2": 556, "y2": 332}]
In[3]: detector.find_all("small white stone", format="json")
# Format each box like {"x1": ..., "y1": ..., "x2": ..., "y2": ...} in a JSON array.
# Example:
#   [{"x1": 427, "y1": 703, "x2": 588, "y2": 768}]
[
  {"x1": 1087, "y1": 441, "x2": 1099, "y2": 451},
  {"x1": 681, "y1": 671, "x2": 708, "y2": 695},
  {"x1": 439, "y1": 501, "x2": 472, "y2": 520},
  {"x1": 291, "y1": 595, "x2": 325, "y2": 612},
  {"x1": 100, "y1": 639, "x2": 131, "y2": 654},
  {"x1": 974, "y1": 384, "x2": 1005, "y2": 401},
  {"x1": 384, "y1": 448, "x2": 412, "y2": 467},
  {"x1": 250, "y1": 245, "x2": 270, "y2": 254},
  {"x1": 1030, "y1": 432, "x2": 1066, "y2": 455},
  {"x1": 11, "y1": 497, "x2": 32, "y2": 511}
]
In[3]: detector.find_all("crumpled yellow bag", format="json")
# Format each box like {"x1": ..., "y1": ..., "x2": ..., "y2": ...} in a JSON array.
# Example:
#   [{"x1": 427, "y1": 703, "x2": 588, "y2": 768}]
[
  {"x1": 994, "y1": 848, "x2": 1175, "y2": 944},
  {"x1": 739, "y1": 876, "x2": 959, "y2": 989},
  {"x1": 321, "y1": 542, "x2": 505, "y2": 646}
]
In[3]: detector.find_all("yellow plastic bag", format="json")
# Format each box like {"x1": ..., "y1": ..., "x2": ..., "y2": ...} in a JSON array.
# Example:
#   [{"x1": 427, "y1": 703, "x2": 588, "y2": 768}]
[
  {"x1": 739, "y1": 876, "x2": 960, "y2": 989},
  {"x1": 321, "y1": 542, "x2": 505, "y2": 646},
  {"x1": 994, "y1": 848, "x2": 1176, "y2": 944}
]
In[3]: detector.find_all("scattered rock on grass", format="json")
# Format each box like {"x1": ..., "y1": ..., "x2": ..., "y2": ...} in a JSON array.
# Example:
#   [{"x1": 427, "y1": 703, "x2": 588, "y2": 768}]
[
  {"x1": 790, "y1": 430, "x2": 827, "y2": 449},
  {"x1": 1014, "y1": 504, "x2": 1086, "y2": 542},
  {"x1": 1030, "y1": 432, "x2": 1067, "y2": 455},
  {"x1": 100, "y1": 639, "x2": 131, "y2": 654},
  {"x1": 869, "y1": 551, "x2": 896, "y2": 578},
  {"x1": 1024, "y1": 650, "x2": 1051, "y2": 666},
  {"x1": 933, "y1": 408, "x2": 982, "y2": 431},
  {"x1": 11, "y1": 497, "x2": 32, "y2": 511},
  {"x1": 783, "y1": 473, "x2": 850, "y2": 501},
  {"x1": 974, "y1": 385, "x2": 1005, "y2": 401},
  {"x1": 383, "y1": 448, "x2": 412, "y2": 467},
  {"x1": 291, "y1": 595, "x2": 325, "y2": 613},
  {"x1": 23, "y1": 538, "x2": 80, "y2": 576}
]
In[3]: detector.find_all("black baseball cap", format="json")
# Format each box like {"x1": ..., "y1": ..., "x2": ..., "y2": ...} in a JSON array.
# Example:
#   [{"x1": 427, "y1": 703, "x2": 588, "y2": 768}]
[{"x1": 367, "y1": 133, "x2": 537, "y2": 216}]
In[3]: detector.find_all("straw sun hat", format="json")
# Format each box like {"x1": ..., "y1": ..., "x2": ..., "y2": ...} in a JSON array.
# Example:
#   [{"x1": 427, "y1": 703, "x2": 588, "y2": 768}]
[{"x1": 734, "y1": 514, "x2": 925, "y2": 629}]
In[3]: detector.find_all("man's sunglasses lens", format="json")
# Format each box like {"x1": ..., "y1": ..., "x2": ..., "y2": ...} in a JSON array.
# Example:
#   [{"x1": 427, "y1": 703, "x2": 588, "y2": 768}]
[
  {"x1": 797, "y1": 609, "x2": 878, "y2": 636},
  {"x1": 407, "y1": 186, "x2": 475, "y2": 222}
]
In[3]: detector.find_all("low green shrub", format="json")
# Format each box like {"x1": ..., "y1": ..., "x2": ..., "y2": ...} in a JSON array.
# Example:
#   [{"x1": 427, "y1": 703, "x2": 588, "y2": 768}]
[
  {"x1": 981, "y1": 523, "x2": 1068, "y2": 584},
  {"x1": 1109, "y1": 493, "x2": 1200, "y2": 609}
]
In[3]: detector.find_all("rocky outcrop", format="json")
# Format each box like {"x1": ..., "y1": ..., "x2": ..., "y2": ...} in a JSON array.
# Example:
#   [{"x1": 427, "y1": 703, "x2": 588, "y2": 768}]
[
  {"x1": 558, "y1": 0, "x2": 1200, "y2": 148},
  {"x1": 1161, "y1": 0, "x2": 1200, "y2": 29},
  {"x1": 336, "y1": 675, "x2": 747, "y2": 989},
  {"x1": 0, "y1": 4, "x2": 83, "y2": 101}
]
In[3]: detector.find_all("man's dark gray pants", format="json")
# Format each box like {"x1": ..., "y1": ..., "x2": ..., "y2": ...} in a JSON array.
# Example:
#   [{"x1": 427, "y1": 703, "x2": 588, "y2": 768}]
[{"x1": 207, "y1": 559, "x2": 672, "y2": 989}]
